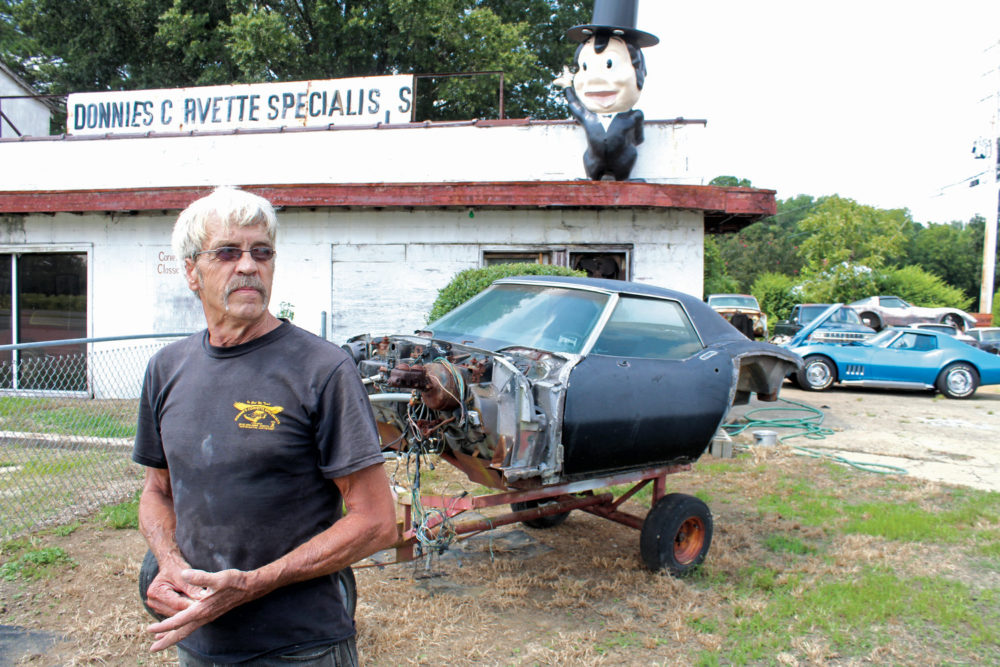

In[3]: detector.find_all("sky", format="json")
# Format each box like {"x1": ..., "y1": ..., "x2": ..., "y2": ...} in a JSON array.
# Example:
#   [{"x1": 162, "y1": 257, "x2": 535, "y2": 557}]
[{"x1": 631, "y1": 1, "x2": 1000, "y2": 224}]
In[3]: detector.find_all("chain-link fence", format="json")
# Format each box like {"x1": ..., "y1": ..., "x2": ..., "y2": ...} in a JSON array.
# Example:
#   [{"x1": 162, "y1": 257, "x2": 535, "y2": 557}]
[{"x1": 0, "y1": 334, "x2": 187, "y2": 539}]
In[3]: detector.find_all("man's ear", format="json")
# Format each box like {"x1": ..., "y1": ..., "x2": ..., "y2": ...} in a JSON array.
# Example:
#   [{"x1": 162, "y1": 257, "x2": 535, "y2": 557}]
[{"x1": 183, "y1": 258, "x2": 200, "y2": 294}]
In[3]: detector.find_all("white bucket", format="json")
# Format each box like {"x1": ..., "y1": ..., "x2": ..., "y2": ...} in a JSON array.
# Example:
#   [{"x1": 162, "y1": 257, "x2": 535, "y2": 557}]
[{"x1": 752, "y1": 430, "x2": 778, "y2": 446}]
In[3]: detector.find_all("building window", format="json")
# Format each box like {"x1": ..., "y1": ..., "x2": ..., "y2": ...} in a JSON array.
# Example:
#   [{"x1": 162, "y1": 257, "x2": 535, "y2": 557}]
[
  {"x1": 0, "y1": 251, "x2": 88, "y2": 391},
  {"x1": 570, "y1": 251, "x2": 628, "y2": 280},
  {"x1": 482, "y1": 251, "x2": 551, "y2": 266}
]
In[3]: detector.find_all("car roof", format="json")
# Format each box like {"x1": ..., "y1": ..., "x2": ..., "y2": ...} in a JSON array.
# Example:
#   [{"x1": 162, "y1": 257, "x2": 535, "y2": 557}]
[{"x1": 493, "y1": 276, "x2": 749, "y2": 343}]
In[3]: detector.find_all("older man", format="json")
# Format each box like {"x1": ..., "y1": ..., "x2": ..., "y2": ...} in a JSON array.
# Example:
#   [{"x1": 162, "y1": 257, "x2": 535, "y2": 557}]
[{"x1": 133, "y1": 187, "x2": 397, "y2": 665}]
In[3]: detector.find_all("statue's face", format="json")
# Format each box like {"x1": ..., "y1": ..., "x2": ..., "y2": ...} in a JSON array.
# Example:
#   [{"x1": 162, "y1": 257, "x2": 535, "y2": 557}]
[{"x1": 573, "y1": 37, "x2": 641, "y2": 114}]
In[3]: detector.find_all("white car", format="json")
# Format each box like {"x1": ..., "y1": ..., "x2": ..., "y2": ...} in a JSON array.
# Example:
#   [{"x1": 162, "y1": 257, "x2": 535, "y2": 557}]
[{"x1": 847, "y1": 296, "x2": 976, "y2": 331}]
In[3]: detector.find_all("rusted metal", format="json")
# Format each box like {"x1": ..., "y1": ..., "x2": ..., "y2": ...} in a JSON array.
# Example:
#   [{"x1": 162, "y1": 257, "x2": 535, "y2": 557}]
[
  {"x1": 0, "y1": 182, "x2": 777, "y2": 224},
  {"x1": 371, "y1": 463, "x2": 694, "y2": 567}
]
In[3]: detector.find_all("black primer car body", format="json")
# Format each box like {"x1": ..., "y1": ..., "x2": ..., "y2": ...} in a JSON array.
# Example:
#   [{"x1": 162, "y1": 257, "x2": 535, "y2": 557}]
[{"x1": 346, "y1": 276, "x2": 802, "y2": 487}]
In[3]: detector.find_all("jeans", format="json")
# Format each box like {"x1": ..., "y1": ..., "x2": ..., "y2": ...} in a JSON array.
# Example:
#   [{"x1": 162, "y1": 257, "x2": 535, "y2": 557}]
[{"x1": 177, "y1": 637, "x2": 359, "y2": 666}]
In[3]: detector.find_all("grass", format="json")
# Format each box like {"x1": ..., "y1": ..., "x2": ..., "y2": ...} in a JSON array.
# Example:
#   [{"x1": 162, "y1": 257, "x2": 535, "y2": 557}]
[
  {"x1": 99, "y1": 494, "x2": 140, "y2": 529},
  {"x1": 3, "y1": 450, "x2": 999, "y2": 666},
  {"x1": 0, "y1": 395, "x2": 137, "y2": 438}
]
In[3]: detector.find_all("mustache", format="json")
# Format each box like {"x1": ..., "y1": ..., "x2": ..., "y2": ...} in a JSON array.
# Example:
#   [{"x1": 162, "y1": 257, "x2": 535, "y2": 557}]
[{"x1": 225, "y1": 276, "x2": 266, "y2": 297}]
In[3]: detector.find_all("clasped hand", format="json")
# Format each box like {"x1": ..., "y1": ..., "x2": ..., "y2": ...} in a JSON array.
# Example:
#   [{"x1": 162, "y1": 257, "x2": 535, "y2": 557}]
[{"x1": 145, "y1": 568, "x2": 253, "y2": 652}]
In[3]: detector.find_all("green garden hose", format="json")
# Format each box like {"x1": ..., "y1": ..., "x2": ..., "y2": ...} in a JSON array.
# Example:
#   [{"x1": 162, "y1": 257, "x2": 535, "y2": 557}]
[{"x1": 722, "y1": 397, "x2": 908, "y2": 475}]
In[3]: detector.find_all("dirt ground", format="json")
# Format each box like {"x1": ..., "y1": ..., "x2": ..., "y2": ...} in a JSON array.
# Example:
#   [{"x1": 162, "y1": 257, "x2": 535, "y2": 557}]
[{"x1": 2, "y1": 383, "x2": 999, "y2": 666}]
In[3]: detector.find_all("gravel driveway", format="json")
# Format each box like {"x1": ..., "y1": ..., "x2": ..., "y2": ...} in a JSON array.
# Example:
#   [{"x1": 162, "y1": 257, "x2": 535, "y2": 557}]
[{"x1": 727, "y1": 383, "x2": 1000, "y2": 492}]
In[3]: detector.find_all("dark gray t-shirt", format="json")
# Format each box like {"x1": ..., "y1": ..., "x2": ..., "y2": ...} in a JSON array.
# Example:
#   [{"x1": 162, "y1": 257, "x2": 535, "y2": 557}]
[{"x1": 132, "y1": 322, "x2": 384, "y2": 662}]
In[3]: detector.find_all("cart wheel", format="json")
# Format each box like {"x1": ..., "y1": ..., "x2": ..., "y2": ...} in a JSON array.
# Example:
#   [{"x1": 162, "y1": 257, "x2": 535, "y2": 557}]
[
  {"x1": 336, "y1": 565, "x2": 357, "y2": 619},
  {"x1": 511, "y1": 499, "x2": 571, "y2": 529},
  {"x1": 138, "y1": 549, "x2": 165, "y2": 621},
  {"x1": 138, "y1": 549, "x2": 358, "y2": 619},
  {"x1": 639, "y1": 493, "x2": 713, "y2": 575}
]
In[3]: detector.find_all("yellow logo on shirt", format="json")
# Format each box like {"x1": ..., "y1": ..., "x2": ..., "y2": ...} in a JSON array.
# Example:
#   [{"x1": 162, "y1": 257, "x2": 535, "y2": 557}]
[{"x1": 234, "y1": 401, "x2": 284, "y2": 430}]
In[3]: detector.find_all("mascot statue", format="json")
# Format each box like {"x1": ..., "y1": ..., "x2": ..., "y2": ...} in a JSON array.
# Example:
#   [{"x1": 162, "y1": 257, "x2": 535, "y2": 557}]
[{"x1": 554, "y1": 0, "x2": 658, "y2": 181}]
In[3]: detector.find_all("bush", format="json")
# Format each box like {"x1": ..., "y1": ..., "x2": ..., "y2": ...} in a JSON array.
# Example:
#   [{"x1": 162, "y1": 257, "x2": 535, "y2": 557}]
[
  {"x1": 877, "y1": 265, "x2": 973, "y2": 311},
  {"x1": 751, "y1": 272, "x2": 797, "y2": 323},
  {"x1": 426, "y1": 263, "x2": 585, "y2": 323},
  {"x1": 993, "y1": 291, "x2": 1000, "y2": 325}
]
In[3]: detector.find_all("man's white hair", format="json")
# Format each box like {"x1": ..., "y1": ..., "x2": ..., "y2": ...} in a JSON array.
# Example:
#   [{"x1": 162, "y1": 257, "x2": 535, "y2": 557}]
[{"x1": 172, "y1": 186, "x2": 278, "y2": 263}]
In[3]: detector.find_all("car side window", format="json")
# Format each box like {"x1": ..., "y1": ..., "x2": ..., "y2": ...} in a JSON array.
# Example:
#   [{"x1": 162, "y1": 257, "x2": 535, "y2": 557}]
[
  {"x1": 591, "y1": 296, "x2": 703, "y2": 359},
  {"x1": 889, "y1": 332, "x2": 936, "y2": 351}
]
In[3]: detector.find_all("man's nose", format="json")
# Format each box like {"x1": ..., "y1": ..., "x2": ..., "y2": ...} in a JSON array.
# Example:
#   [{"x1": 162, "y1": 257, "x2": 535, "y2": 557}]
[{"x1": 234, "y1": 250, "x2": 259, "y2": 273}]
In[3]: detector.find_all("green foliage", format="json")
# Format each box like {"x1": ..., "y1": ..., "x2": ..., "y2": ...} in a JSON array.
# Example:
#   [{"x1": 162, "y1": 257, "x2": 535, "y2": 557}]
[
  {"x1": 877, "y1": 265, "x2": 974, "y2": 311},
  {"x1": 798, "y1": 195, "x2": 910, "y2": 271},
  {"x1": 0, "y1": 545, "x2": 74, "y2": 581},
  {"x1": 994, "y1": 290, "x2": 1000, "y2": 326},
  {"x1": 797, "y1": 262, "x2": 880, "y2": 305},
  {"x1": 426, "y1": 262, "x2": 584, "y2": 323},
  {"x1": 716, "y1": 194, "x2": 814, "y2": 292},
  {"x1": 99, "y1": 494, "x2": 140, "y2": 530},
  {"x1": 750, "y1": 272, "x2": 797, "y2": 323},
  {"x1": 703, "y1": 236, "x2": 739, "y2": 297},
  {"x1": 709, "y1": 175, "x2": 753, "y2": 188},
  {"x1": 3, "y1": 1, "x2": 588, "y2": 121}
]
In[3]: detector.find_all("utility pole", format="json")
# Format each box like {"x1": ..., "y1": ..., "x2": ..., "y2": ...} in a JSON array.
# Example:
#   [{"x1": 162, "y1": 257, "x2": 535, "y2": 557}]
[{"x1": 975, "y1": 41, "x2": 1000, "y2": 316}]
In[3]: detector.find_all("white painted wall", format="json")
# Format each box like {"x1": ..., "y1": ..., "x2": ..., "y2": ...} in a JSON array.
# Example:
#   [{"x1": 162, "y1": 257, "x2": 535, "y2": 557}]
[
  {"x1": 4, "y1": 205, "x2": 704, "y2": 347},
  {"x1": 0, "y1": 67, "x2": 51, "y2": 138},
  {"x1": 0, "y1": 119, "x2": 706, "y2": 188}
]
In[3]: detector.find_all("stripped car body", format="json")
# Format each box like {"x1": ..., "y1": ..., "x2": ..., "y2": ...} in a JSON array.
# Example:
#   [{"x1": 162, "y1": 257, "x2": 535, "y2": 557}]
[{"x1": 347, "y1": 277, "x2": 801, "y2": 488}]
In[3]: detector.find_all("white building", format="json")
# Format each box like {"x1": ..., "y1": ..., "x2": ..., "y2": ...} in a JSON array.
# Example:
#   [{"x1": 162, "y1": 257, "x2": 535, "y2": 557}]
[
  {"x1": 0, "y1": 62, "x2": 52, "y2": 138},
  {"x1": 0, "y1": 93, "x2": 774, "y2": 396}
]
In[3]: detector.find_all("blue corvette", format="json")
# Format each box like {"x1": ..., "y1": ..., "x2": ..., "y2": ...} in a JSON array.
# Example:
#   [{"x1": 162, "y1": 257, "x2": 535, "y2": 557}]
[{"x1": 784, "y1": 304, "x2": 1000, "y2": 399}]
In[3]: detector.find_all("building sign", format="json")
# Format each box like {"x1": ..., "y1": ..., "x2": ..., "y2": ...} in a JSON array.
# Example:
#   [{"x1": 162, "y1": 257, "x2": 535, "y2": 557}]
[{"x1": 66, "y1": 75, "x2": 414, "y2": 136}]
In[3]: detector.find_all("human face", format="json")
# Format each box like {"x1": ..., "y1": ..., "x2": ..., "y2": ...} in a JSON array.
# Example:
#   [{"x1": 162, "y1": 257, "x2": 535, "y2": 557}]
[
  {"x1": 184, "y1": 216, "x2": 275, "y2": 326},
  {"x1": 573, "y1": 37, "x2": 641, "y2": 114}
]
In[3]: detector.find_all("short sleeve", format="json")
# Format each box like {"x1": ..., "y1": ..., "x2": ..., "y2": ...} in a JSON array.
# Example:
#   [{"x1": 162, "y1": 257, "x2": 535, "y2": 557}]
[
  {"x1": 315, "y1": 359, "x2": 384, "y2": 479},
  {"x1": 132, "y1": 362, "x2": 168, "y2": 468}
]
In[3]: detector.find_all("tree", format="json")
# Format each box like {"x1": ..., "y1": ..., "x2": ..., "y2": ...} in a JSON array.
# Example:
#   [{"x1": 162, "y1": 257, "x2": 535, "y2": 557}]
[
  {"x1": 715, "y1": 193, "x2": 815, "y2": 292},
  {"x1": 904, "y1": 216, "x2": 999, "y2": 310},
  {"x1": 702, "y1": 236, "x2": 738, "y2": 297},
  {"x1": 3, "y1": 0, "x2": 589, "y2": 120},
  {"x1": 797, "y1": 195, "x2": 909, "y2": 272}
]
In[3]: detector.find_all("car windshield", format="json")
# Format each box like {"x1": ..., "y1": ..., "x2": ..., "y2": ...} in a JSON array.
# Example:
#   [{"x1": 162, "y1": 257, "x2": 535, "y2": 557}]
[
  {"x1": 710, "y1": 295, "x2": 758, "y2": 309},
  {"x1": 800, "y1": 305, "x2": 863, "y2": 325},
  {"x1": 977, "y1": 329, "x2": 1000, "y2": 342},
  {"x1": 867, "y1": 329, "x2": 902, "y2": 347},
  {"x1": 426, "y1": 283, "x2": 610, "y2": 354}
]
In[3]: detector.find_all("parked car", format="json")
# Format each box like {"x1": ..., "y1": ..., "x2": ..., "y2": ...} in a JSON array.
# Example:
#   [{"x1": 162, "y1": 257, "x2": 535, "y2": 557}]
[
  {"x1": 770, "y1": 304, "x2": 875, "y2": 345},
  {"x1": 783, "y1": 305, "x2": 1000, "y2": 399},
  {"x1": 910, "y1": 322, "x2": 977, "y2": 346},
  {"x1": 706, "y1": 293, "x2": 767, "y2": 338},
  {"x1": 965, "y1": 327, "x2": 1000, "y2": 355},
  {"x1": 346, "y1": 276, "x2": 801, "y2": 484},
  {"x1": 847, "y1": 295, "x2": 975, "y2": 331}
]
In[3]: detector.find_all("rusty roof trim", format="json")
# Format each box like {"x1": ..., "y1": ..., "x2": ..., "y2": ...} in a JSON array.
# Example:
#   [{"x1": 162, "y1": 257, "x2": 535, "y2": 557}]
[{"x1": 0, "y1": 182, "x2": 775, "y2": 229}]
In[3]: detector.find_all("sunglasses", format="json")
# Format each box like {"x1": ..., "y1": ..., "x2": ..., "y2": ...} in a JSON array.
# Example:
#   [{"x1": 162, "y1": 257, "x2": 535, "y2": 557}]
[{"x1": 196, "y1": 246, "x2": 276, "y2": 262}]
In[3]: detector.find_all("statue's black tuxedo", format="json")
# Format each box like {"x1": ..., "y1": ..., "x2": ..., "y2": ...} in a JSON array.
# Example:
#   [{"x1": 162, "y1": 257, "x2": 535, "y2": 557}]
[{"x1": 565, "y1": 87, "x2": 644, "y2": 181}]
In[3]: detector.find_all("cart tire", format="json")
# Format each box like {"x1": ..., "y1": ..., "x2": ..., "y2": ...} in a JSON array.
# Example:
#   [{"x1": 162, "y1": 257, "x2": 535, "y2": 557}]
[
  {"x1": 138, "y1": 549, "x2": 358, "y2": 620},
  {"x1": 511, "y1": 499, "x2": 571, "y2": 529},
  {"x1": 138, "y1": 549, "x2": 165, "y2": 621},
  {"x1": 640, "y1": 493, "x2": 713, "y2": 575}
]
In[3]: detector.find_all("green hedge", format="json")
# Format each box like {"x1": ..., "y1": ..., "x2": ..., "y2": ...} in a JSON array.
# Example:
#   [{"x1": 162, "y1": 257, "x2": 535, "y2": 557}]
[
  {"x1": 750, "y1": 272, "x2": 798, "y2": 323},
  {"x1": 426, "y1": 263, "x2": 585, "y2": 323}
]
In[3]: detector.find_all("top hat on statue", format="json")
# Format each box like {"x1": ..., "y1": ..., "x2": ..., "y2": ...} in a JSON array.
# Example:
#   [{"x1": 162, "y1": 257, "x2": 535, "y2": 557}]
[{"x1": 566, "y1": 0, "x2": 659, "y2": 48}]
